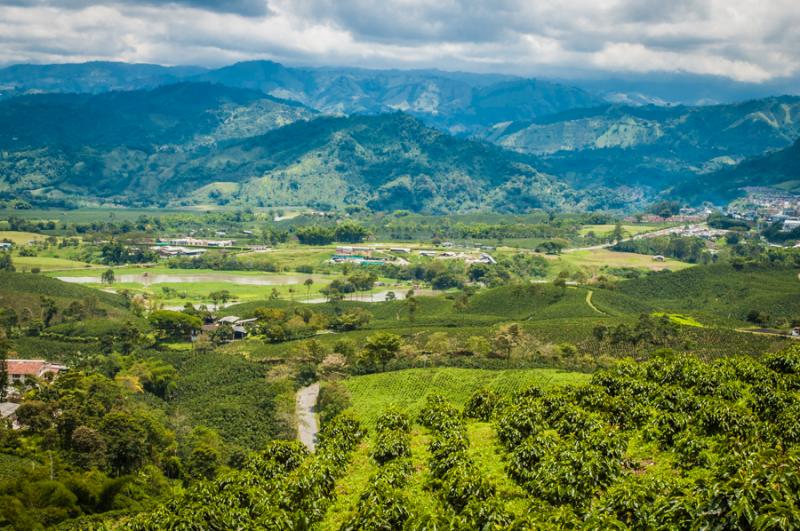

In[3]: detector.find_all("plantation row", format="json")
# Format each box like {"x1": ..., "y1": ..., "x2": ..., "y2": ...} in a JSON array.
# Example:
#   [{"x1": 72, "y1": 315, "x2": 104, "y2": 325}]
[
  {"x1": 124, "y1": 414, "x2": 365, "y2": 529},
  {"x1": 335, "y1": 347, "x2": 800, "y2": 529}
]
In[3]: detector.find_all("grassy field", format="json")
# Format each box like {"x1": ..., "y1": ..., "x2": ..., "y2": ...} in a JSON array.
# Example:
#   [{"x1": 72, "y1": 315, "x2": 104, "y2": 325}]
[
  {"x1": 577, "y1": 223, "x2": 672, "y2": 237},
  {"x1": 550, "y1": 249, "x2": 693, "y2": 276},
  {"x1": 0, "y1": 230, "x2": 48, "y2": 244},
  {"x1": 14, "y1": 255, "x2": 93, "y2": 271},
  {"x1": 342, "y1": 367, "x2": 591, "y2": 427}
]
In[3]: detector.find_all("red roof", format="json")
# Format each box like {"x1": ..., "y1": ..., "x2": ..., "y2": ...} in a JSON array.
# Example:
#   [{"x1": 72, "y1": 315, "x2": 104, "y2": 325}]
[{"x1": 5, "y1": 360, "x2": 65, "y2": 376}]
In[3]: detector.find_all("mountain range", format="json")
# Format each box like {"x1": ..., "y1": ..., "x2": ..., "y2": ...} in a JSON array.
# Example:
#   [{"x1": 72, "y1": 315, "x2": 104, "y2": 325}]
[{"x1": 0, "y1": 60, "x2": 799, "y2": 211}]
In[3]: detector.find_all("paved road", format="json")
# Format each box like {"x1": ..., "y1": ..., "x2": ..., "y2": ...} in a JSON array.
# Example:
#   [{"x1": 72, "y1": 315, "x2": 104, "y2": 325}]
[{"x1": 296, "y1": 382, "x2": 320, "y2": 452}]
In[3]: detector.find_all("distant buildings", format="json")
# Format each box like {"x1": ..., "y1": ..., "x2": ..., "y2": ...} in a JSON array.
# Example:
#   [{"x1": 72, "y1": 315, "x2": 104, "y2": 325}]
[
  {"x1": 162, "y1": 237, "x2": 235, "y2": 247},
  {"x1": 152, "y1": 245, "x2": 206, "y2": 257}
]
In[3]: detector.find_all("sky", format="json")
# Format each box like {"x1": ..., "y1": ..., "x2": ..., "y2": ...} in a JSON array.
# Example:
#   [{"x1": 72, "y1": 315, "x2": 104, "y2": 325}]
[{"x1": 0, "y1": 0, "x2": 798, "y2": 82}]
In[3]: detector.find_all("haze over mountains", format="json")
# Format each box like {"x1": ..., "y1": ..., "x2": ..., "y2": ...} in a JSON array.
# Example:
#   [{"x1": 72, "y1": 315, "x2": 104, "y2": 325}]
[{"x1": 1, "y1": 59, "x2": 799, "y2": 211}]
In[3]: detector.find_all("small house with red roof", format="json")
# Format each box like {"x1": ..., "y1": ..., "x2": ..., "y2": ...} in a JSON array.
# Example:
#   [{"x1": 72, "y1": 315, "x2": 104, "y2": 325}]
[{"x1": 5, "y1": 359, "x2": 67, "y2": 385}]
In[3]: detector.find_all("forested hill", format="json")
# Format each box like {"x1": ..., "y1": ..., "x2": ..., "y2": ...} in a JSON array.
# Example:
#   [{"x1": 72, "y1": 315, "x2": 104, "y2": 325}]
[
  {"x1": 673, "y1": 137, "x2": 800, "y2": 201},
  {"x1": 0, "y1": 101, "x2": 614, "y2": 211},
  {"x1": 480, "y1": 96, "x2": 800, "y2": 195},
  {"x1": 0, "y1": 82, "x2": 313, "y2": 149}
]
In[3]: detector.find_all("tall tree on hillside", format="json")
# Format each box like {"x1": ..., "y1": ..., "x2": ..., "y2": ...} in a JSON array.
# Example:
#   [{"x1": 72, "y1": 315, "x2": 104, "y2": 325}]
[
  {"x1": 612, "y1": 222, "x2": 625, "y2": 244},
  {"x1": 304, "y1": 278, "x2": 314, "y2": 301},
  {"x1": 0, "y1": 333, "x2": 8, "y2": 400}
]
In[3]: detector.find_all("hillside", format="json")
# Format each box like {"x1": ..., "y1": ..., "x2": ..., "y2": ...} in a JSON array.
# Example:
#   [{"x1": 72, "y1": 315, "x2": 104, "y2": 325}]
[
  {"x1": 0, "y1": 82, "x2": 313, "y2": 149},
  {"x1": 0, "y1": 102, "x2": 610, "y2": 211},
  {"x1": 175, "y1": 113, "x2": 592, "y2": 212},
  {"x1": 674, "y1": 138, "x2": 800, "y2": 200},
  {"x1": 0, "y1": 61, "x2": 205, "y2": 98},
  {"x1": 481, "y1": 97, "x2": 800, "y2": 195}
]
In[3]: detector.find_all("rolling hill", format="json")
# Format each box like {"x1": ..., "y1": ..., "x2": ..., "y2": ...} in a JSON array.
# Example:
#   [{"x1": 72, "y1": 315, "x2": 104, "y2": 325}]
[
  {"x1": 673, "y1": 137, "x2": 800, "y2": 201},
  {"x1": 480, "y1": 97, "x2": 800, "y2": 196}
]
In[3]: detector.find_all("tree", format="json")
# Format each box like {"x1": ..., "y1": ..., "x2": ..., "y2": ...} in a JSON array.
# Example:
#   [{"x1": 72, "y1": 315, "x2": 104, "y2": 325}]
[
  {"x1": 406, "y1": 290, "x2": 418, "y2": 323},
  {"x1": 296, "y1": 225, "x2": 335, "y2": 245},
  {"x1": 334, "y1": 222, "x2": 370, "y2": 243},
  {"x1": 385, "y1": 291, "x2": 396, "y2": 302},
  {"x1": 209, "y1": 290, "x2": 232, "y2": 310},
  {"x1": 269, "y1": 288, "x2": 280, "y2": 300},
  {"x1": 0, "y1": 252, "x2": 15, "y2": 272},
  {"x1": 466, "y1": 336, "x2": 491, "y2": 357},
  {"x1": 304, "y1": 278, "x2": 314, "y2": 300},
  {"x1": 612, "y1": 222, "x2": 625, "y2": 244},
  {"x1": 71, "y1": 426, "x2": 107, "y2": 470},
  {"x1": 40, "y1": 296, "x2": 58, "y2": 327},
  {"x1": 0, "y1": 336, "x2": 7, "y2": 400},
  {"x1": 317, "y1": 382, "x2": 352, "y2": 426},
  {"x1": 361, "y1": 332, "x2": 402, "y2": 370},
  {"x1": 100, "y1": 412, "x2": 149, "y2": 476},
  {"x1": 148, "y1": 310, "x2": 202, "y2": 340},
  {"x1": 101, "y1": 268, "x2": 115, "y2": 285}
]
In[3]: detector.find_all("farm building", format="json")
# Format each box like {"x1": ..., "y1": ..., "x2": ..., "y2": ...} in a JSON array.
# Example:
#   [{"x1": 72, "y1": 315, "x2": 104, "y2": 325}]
[{"x1": 5, "y1": 360, "x2": 67, "y2": 385}]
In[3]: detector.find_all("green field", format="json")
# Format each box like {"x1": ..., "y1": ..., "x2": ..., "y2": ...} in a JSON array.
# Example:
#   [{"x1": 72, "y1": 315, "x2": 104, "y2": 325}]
[
  {"x1": 577, "y1": 223, "x2": 672, "y2": 237},
  {"x1": 552, "y1": 248, "x2": 693, "y2": 274},
  {"x1": 0, "y1": 230, "x2": 48, "y2": 244},
  {"x1": 343, "y1": 367, "x2": 591, "y2": 426},
  {"x1": 14, "y1": 255, "x2": 93, "y2": 271}
]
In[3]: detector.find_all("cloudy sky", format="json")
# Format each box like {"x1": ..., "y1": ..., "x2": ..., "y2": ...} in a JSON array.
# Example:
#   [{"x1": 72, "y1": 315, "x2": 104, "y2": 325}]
[{"x1": 0, "y1": 0, "x2": 798, "y2": 82}]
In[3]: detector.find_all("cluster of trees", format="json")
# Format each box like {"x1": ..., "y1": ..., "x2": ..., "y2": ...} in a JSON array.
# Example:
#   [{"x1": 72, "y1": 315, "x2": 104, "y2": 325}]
[
  {"x1": 0, "y1": 295, "x2": 114, "y2": 340},
  {"x1": 613, "y1": 235, "x2": 710, "y2": 263},
  {"x1": 0, "y1": 371, "x2": 181, "y2": 528},
  {"x1": 319, "y1": 271, "x2": 378, "y2": 301},
  {"x1": 100, "y1": 241, "x2": 156, "y2": 265},
  {"x1": 592, "y1": 314, "x2": 681, "y2": 353},
  {"x1": 707, "y1": 213, "x2": 752, "y2": 231},
  {"x1": 295, "y1": 222, "x2": 370, "y2": 245},
  {"x1": 167, "y1": 254, "x2": 281, "y2": 272}
]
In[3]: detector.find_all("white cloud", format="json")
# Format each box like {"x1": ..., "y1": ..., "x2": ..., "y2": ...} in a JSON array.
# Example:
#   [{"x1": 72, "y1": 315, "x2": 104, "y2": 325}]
[{"x1": 0, "y1": 0, "x2": 797, "y2": 81}]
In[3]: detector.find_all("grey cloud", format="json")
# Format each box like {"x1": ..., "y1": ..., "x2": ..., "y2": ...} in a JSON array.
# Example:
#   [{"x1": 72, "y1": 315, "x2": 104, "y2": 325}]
[
  {"x1": 1, "y1": 0, "x2": 270, "y2": 16},
  {"x1": 0, "y1": 0, "x2": 798, "y2": 82}
]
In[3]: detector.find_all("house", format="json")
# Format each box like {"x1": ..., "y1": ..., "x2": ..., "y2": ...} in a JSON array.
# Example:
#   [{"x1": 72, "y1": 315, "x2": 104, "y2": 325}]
[
  {"x1": 390, "y1": 247, "x2": 411, "y2": 254},
  {"x1": 792, "y1": 327, "x2": 800, "y2": 338},
  {"x1": 217, "y1": 315, "x2": 241, "y2": 325},
  {"x1": 419, "y1": 250, "x2": 437, "y2": 257},
  {"x1": 5, "y1": 360, "x2": 67, "y2": 385},
  {"x1": 0, "y1": 242, "x2": 11, "y2": 250},
  {"x1": 232, "y1": 325, "x2": 248, "y2": 340},
  {"x1": 653, "y1": 255, "x2": 666, "y2": 262}
]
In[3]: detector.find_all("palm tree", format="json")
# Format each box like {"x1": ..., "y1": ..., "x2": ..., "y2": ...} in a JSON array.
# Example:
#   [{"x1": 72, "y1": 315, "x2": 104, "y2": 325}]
[{"x1": 304, "y1": 278, "x2": 314, "y2": 301}]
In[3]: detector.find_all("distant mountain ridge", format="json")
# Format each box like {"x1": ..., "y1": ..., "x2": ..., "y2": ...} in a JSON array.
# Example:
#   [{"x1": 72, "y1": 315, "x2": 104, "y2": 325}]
[
  {"x1": 481, "y1": 96, "x2": 800, "y2": 196},
  {"x1": 2, "y1": 60, "x2": 800, "y2": 208}
]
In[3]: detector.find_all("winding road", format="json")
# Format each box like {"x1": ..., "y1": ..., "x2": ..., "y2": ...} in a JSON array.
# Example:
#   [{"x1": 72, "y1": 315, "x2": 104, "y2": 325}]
[{"x1": 296, "y1": 382, "x2": 320, "y2": 452}]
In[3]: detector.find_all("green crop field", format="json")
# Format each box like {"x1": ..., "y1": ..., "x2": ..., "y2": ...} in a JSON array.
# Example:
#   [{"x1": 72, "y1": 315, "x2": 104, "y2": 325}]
[{"x1": 343, "y1": 367, "x2": 591, "y2": 427}]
